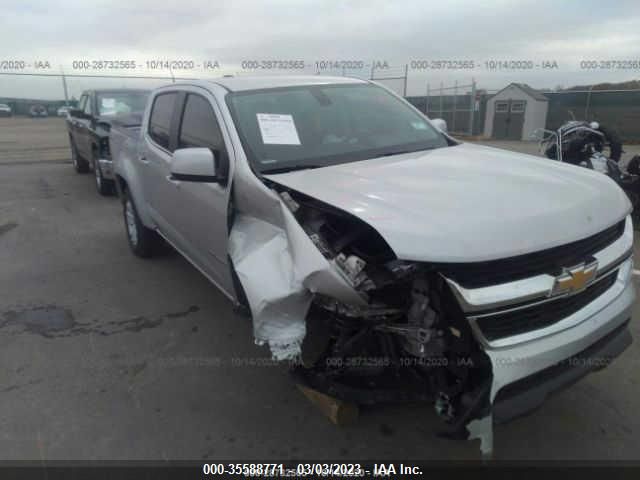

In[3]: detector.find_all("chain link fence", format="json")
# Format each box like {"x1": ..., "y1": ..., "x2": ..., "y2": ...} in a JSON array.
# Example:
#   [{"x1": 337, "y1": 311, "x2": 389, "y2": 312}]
[
  {"x1": 2, "y1": 70, "x2": 640, "y2": 141},
  {"x1": 544, "y1": 89, "x2": 640, "y2": 142},
  {"x1": 406, "y1": 81, "x2": 484, "y2": 136}
]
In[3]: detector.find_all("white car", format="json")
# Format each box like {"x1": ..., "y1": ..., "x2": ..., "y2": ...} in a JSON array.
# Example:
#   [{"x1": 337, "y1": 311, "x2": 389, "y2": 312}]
[
  {"x1": 57, "y1": 105, "x2": 71, "y2": 117},
  {"x1": 109, "y1": 76, "x2": 634, "y2": 456},
  {"x1": 0, "y1": 103, "x2": 12, "y2": 117}
]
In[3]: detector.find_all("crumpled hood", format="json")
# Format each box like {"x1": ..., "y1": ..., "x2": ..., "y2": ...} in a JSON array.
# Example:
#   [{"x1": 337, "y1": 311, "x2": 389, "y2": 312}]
[{"x1": 265, "y1": 143, "x2": 630, "y2": 262}]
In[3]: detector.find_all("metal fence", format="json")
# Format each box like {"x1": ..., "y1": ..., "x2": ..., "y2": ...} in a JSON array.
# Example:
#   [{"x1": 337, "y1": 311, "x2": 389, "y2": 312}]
[
  {"x1": 408, "y1": 82, "x2": 640, "y2": 141},
  {"x1": 2, "y1": 70, "x2": 640, "y2": 141},
  {"x1": 0, "y1": 66, "x2": 412, "y2": 108},
  {"x1": 406, "y1": 81, "x2": 485, "y2": 136},
  {"x1": 370, "y1": 65, "x2": 409, "y2": 97},
  {"x1": 543, "y1": 89, "x2": 640, "y2": 142},
  {"x1": 0, "y1": 71, "x2": 179, "y2": 115}
]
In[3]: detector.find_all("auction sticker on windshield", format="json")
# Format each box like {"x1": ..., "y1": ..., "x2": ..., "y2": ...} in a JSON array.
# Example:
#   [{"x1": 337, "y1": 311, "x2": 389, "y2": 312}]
[{"x1": 257, "y1": 113, "x2": 301, "y2": 145}]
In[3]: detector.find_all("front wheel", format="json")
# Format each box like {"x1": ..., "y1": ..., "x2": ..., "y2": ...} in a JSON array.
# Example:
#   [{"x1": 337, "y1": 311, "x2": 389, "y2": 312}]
[
  {"x1": 70, "y1": 138, "x2": 89, "y2": 173},
  {"x1": 92, "y1": 152, "x2": 115, "y2": 196},
  {"x1": 122, "y1": 189, "x2": 162, "y2": 258}
]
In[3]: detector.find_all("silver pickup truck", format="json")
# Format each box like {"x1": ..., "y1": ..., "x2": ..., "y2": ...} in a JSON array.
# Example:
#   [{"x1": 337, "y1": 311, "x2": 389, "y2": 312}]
[{"x1": 109, "y1": 76, "x2": 634, "y2": 455}]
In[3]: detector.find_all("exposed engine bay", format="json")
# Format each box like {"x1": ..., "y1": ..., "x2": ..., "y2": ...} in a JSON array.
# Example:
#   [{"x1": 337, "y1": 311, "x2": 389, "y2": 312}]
[{"x1": 229, "y1": 181, "x2": 495, "y2": 452}]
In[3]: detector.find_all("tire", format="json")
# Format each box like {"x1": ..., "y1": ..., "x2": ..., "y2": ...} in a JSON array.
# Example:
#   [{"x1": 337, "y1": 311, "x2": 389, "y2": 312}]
[
  {"x1": 70, "y1": 137, "x2": 89, "y2": 173},
  {"x1": 122, "y1": 188, "x2": 161, "y2": 258},
  {"x1": 91, "y1": 148, "x2": 115, "y2": 196}
]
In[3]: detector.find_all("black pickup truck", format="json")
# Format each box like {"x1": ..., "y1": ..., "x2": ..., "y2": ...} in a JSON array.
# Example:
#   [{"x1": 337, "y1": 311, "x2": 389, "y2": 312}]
[{"x1": 67, "y1": 89, "x2": 149, "y2": 195}]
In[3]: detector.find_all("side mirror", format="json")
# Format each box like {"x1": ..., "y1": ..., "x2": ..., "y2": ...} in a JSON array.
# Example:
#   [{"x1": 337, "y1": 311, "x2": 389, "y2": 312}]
[
  {"x1": 431, "y1": 118, "x2": 448, "y2": 133},
  {"x1": 170, "y1": 147, "x2": 227, "y2": 183},
  {"x1": 96, "y1": 120, "x2": 111, "y2": 132}
]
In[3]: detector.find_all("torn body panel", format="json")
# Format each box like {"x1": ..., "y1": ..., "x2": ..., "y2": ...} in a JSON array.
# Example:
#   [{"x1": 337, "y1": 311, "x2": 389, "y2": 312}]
[
  {"x1": 228, "y1": 161, "x2": 633, "y2": 459},
  {"x1": 229, "y1": 172, "x2": 495, "y2": 453},
  {"x1": 228, "y1": 179, "x2": 366, "y2": 360}
]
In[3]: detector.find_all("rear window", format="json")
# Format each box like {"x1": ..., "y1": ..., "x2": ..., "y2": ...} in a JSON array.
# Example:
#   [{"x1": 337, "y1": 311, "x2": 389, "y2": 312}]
[
  {"x1": 97, "y1": 91, "x2": 148, "y2": 116},
  {"x1": 148, "y1": 93, "x2": 177, "y2": 150}
]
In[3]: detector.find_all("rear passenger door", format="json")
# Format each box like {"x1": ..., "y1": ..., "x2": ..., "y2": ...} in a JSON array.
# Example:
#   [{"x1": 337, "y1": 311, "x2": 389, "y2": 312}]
[
  {"x1": 161, "y1": 89, "x2": 234, "y2": 295},
  {"x1": 142, "y1": 91, "x2": 178, "y2": 225}
]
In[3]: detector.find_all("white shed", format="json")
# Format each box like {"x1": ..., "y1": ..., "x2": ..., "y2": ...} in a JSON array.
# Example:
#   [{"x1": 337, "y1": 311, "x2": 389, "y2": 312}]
[{"x1": 483, "y1": 83, "x2": 548, "y2": 140}]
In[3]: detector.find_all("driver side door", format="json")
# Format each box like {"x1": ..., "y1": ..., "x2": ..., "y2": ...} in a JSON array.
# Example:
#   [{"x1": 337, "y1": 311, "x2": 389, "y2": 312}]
[
  {"x1": 76, "y1": 93, "x2": 94, "y2": 159},
  {"x1": 146, "y1": 88, "x2": 235, "y2": 296}
]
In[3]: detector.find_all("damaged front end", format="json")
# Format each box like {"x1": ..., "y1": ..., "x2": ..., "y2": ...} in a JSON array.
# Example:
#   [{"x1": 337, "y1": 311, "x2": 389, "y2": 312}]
[{"x1": 229, "y1": 182, "x2": 495, "y2": 454}]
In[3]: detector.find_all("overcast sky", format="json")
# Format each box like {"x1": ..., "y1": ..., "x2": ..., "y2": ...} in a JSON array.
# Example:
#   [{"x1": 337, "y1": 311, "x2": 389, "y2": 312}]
[{"x1": 1, "y1": 0, "x2": 639, "y2": 99}]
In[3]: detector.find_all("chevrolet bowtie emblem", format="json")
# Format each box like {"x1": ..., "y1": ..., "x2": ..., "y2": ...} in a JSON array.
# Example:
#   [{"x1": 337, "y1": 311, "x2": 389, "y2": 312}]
[{"x1": 551, "y1": 260, "x2": 599, "y2": 296}]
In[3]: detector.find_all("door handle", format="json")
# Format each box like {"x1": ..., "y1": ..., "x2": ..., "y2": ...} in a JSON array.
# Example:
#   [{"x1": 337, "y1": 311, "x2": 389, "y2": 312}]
[
  {"x1": 139, "y1": 155, "x2": 149, "y2": 164},
  {"x1": 166, "y1": 175, "x2": 181, "y2": 188}
]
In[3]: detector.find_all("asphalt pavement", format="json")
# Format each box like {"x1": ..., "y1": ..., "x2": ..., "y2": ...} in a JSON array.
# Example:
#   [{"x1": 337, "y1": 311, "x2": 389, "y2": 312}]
[{"x1": 0, "y1": 117, "x2": 639, "y2": 460}]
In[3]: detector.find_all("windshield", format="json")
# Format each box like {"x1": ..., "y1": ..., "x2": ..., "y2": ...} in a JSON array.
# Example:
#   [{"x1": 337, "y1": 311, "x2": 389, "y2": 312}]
[
  {"x1": 226, "y1": 83, "x2": 448, "y2": 173},
  {"x1": 97, "y1": 91, "x2": 148, "y2": 116}
]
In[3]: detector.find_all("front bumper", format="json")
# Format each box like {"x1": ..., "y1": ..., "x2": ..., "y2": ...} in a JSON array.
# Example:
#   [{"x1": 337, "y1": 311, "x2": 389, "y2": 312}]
[
  {"x1": 98, "y1": 158, "x2": 115, "y2": 180},
  {"x1": 484, "y1": 259, "x2": 634, "y2": 418},
  {"x1": 493, "y1": 318, "x2": 631, "y2": 423}
]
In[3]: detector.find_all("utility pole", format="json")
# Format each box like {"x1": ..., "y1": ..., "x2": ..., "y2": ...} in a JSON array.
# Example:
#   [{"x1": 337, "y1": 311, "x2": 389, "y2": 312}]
[
  {"x1": 60, "y1": 66, "x2": 69, "y2": 105},
  {"x1": 402, "y1": 64, "x2": 408, "y2": 97},
  {"x1": 426, "y1": 83, "x2": 430, "y2": 115},
  {"x1": 452, "y1": 80, "x2": 458, "y2": 133},
  {"x1": 469, "y1": 79, "x2": 476, "y2": 136}
]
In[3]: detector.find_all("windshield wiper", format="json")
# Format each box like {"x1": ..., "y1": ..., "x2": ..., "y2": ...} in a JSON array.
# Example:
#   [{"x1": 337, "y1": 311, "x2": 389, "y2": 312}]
[
  {"x1": 374, "y1": 150, "x2": 412, "y2": 158},
  {"x1": 261, "y1": 165, "x2": 322, "y2": 174},
  {"x1": 373, "y1": 148, "x2": 434, "y2": 158}
]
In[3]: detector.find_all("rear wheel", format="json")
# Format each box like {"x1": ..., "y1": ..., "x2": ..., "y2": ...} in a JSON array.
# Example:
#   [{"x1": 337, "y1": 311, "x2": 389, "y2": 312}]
[
  {"x1": 70, "y1": 137, "x2": 89, "y2": 173},
  {"x1": 122, "y1": 189, "x2": 162, "y2": 258}
]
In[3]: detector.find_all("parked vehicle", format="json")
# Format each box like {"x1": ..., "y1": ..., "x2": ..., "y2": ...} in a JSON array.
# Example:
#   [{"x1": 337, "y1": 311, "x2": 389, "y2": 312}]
[
  {"x1": 57, "y1": 105, "x2": 71, "y2": 117},
  {"x1": 66, "y1": 89, "x2": 149, "y2": 195},
  {"x1": 110, "y1": 77, "x2": 634, "y2": 456},
  {"x1": 536, "y1": 121, "x2": 640, "y2": 225},
  {"x1": 29, "y1": 104, "x2": 48, "y2": 118},
  {"x1": 0, "y1": 103, "x2": 12, "y2": 117}
]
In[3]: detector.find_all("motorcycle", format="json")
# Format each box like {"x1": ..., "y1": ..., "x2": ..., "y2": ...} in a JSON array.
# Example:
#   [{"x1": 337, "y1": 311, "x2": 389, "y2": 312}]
[{"x1": 534, "y1": 121, "x2": 640, "y2": 227}]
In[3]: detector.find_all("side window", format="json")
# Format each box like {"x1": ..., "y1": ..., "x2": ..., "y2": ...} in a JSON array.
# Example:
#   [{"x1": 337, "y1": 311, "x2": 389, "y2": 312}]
[
  {"x1": 148, "y1": 92, "x2": 177, "y2": 150},
  {"x1": 83, "y1": 95, "x2": 93, "y2": 116},
  {"x1": 178, "y1": 94, "x2": 224, "y2": 151},
  {"x1": 78, "y1": 95, "x2": 87, "y2": 112},
  {"x1": 495, "y1": 101, "x2": 508, "y2": 113},
  {"x1": 511, "y1": 101, "x2": 526, "y2": 113}
]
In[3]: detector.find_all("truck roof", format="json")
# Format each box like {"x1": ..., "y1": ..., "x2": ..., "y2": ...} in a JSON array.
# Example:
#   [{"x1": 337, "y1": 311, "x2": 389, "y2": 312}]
[
  {"x1": 82, "y1": 88, "x2": 150, "y2": 95},
  {"x1": 200, "y1": 75, "x2": 368, "y2": 92}
]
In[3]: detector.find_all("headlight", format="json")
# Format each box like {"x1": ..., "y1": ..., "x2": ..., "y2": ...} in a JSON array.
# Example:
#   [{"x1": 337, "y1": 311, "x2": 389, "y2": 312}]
[{"x1": 618, "y1": 255, "x2": 634, "y2": 285}]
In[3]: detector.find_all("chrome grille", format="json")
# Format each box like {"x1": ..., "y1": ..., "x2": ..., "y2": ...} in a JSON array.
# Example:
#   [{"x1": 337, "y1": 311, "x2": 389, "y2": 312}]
[
  {"x1": 436, "y1": 220, "x2": 625, "y2": 289},
  {"x1": 475, "y1": 272, "x2": 618, "y2": 341}
]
